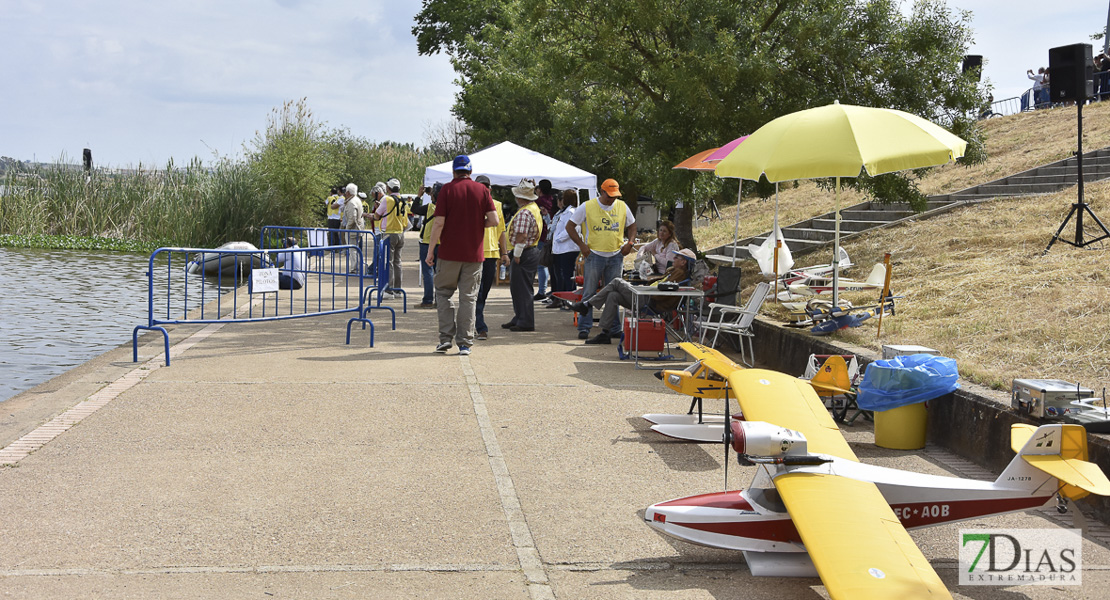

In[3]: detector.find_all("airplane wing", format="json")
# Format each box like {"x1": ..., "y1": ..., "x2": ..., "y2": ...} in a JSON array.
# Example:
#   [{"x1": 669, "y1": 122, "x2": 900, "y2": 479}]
[
  {"x1": 775, "y1": 472, "x2": 952, "y2": 600},
  {"x1": 727, "y1": 368, "x2": 858, "y2": 461},
  {"x1": 677, "y1": 342, "x2": 740, "y2": 368}
]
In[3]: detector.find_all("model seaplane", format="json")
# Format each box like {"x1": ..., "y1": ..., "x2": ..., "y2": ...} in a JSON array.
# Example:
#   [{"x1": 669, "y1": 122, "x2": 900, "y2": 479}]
[{"x1": 644, "y1": 343, "x2": 1110, "y2": 599}]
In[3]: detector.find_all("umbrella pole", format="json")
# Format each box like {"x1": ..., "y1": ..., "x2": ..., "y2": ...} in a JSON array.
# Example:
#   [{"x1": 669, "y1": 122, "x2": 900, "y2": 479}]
[
  {"x1": 731, "y1": 181, "x2": 742, "y2": 266},
  {"x1": 773, "y1": 183, "x2": 780, "y2": 299},
  {"x1": 832, "y1": 177, "x2": 841, "y2": 308}
]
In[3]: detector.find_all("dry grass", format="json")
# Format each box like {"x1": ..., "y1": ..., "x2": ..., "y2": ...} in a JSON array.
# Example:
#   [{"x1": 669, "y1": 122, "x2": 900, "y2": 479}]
[{"x1": 692, "y1": 103, "x2": 1110, "y2": 393}]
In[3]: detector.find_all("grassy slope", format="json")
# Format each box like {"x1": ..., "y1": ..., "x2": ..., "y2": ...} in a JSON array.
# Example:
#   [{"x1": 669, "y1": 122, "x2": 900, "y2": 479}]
[{"x1": 692, "y1": 102, "x2": 1110, "y2": 392}]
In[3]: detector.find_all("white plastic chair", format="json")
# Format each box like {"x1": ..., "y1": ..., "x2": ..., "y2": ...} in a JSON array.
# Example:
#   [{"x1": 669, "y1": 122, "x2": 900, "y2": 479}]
[{"x1": 698, "y1": 282, "x2": 770, "y2": 367}]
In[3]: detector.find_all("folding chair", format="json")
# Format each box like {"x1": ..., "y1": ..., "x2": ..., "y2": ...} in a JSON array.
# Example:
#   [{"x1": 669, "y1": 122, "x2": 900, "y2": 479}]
[
  {"x1": 802, "y1": 354, "x2": 868, "y2": 424},
  {"x1": 697, "y1": 282, "x2": 770, "y2": 367}
]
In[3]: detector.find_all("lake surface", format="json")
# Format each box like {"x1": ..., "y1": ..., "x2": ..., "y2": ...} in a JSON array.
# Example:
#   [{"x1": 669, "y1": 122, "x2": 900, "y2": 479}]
[{"x1": 0, "y1": 247, "x2": 231, "y2": 402}]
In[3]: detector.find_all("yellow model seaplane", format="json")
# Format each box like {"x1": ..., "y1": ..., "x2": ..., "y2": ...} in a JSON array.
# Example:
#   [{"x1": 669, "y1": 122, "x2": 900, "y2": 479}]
[{"x1": 644, "y1": 343, "x2": 1110, "y2": 599}]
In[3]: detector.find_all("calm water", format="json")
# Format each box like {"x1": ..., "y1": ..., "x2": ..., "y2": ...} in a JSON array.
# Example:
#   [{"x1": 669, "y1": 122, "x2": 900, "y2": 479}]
[{"x1": 0, "y1": 247, "x2": 231, "y2": 402}]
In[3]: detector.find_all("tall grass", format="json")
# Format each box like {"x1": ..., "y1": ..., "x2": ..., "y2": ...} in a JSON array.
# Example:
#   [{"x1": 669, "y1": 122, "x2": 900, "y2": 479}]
[{"x1": 0, "y1": 99, "x2": 449, "y2": 248}]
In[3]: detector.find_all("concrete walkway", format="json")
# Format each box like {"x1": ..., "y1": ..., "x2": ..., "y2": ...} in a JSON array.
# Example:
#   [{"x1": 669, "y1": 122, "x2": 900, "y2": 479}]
[{"x1": 2, "y1": 247, "x2": 1108, "y2": 599}]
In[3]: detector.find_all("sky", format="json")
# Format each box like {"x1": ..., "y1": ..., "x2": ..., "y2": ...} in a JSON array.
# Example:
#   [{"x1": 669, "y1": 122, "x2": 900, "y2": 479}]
[{"x1": 1, "y1": 1, "x2": 1108, "y2": 168}]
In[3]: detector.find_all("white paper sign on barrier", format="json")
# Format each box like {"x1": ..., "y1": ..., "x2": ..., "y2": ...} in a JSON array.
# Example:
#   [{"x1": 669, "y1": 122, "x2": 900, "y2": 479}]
[{"x1": 251, "y1": 268, "x2": 279, "y2": 293}]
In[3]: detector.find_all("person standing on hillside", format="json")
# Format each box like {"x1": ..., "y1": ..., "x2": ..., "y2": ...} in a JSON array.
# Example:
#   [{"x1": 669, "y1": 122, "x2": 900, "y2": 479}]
[
  {"x1": 502, "y1": 179, "x2": 542, "y2": 333},
  {"x1": 474, "y1": 174, "x2": 508, "y2": 340},
  {"x1": 565, "y1": 178, "x2": 636, "y2": 340},
  {"x1": 425, "y1": 155, "x2": 499, "y2": 355},
  {"x1": 370, "y1": 178, "x2": 409, "y2": 296}
]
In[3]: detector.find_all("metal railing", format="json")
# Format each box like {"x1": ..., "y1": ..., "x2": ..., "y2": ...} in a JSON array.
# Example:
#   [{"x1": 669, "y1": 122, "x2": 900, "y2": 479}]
[{"x1": 132, "y1": 229, "x2": 392, "y2": 366}]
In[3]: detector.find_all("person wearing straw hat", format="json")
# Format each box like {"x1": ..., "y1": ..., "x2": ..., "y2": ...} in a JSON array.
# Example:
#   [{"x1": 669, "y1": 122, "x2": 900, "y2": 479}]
[
  {"x1": 565, "y1": 178, "x2": 636, "y2": 339},
  {"x1": 425, "y1": 154, "x2": 499, "y2": 355},
  {"x1": 502, "y1": 178, "x2": 542, "y2": 332}
]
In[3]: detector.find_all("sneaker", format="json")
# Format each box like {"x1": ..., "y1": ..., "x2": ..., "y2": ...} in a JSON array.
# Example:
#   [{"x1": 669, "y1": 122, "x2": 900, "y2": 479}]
[
  {"x1": 458, "y1": 346, "x2": 471, "y2": 356},
  {"x1": 584, "y1": 332, "x2": 611, "y2": 345},
  {"x1": 476, "y1": 331, "x2": 488, "y2": 340},
  {"x1": 417, "y1": 302, "x2": 435, "y2": 309},
  {"x1": 571, "y1": 301, "x2": 590, "y2": 315},
  {"x1": 544, "y1": 300, "x2": 563, "y2": 309},
  {"x1": 578, "y1": 330, "x2": 589, "y2": 340},
  {"x1": 435, "y1": 342, "x2": 451, "y2": 353},
  {"x1": 533, "y1": 292, "x2": 547, "y2": 301}
]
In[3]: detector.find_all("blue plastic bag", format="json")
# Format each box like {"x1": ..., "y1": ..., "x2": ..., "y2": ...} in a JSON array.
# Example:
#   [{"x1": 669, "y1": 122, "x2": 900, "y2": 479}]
[{"x1": 856, "y1": 354, "x2": 959, "y2": 411}]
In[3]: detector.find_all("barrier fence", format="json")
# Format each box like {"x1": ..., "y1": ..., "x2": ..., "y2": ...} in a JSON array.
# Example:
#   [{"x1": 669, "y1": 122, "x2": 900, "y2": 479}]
[{"x1": 133, "y1": 225, "x2": 400, "y2": 365}]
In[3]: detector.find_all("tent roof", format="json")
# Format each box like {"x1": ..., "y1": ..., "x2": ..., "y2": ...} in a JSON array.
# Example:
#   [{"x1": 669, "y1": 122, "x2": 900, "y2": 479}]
[{"x1": 423, "y1": 141, "x2": 598, "y2": 199}]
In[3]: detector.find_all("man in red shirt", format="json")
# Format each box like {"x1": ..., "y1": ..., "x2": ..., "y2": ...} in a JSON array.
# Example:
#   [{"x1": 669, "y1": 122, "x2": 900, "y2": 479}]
[{"x1": 425, "y1": 155, "x2": 499, "y2": 355}]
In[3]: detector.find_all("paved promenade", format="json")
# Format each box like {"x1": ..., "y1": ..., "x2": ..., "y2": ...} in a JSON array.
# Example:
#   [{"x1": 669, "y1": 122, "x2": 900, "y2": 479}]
[{"x1": 2, "y1": 253, "x2": 1108, "y2": 599}]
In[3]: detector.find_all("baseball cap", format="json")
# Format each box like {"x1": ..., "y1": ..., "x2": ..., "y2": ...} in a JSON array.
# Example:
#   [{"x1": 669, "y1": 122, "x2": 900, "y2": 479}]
[
  {"x1": 386, "y1": 178, "x2": 401, "y2": 191},
  {"x1": 600, "y1": 178, "x2": 621, "y2": 198},
  {"x1": 675, "y1": 248, "x2": 696, "y2": 261},
  {"x1": 452, "y1": 155, "x2": 472, "y2": 172},
  {"x1": 474, "y1": 174, "x2": 491, "y2": 186}
]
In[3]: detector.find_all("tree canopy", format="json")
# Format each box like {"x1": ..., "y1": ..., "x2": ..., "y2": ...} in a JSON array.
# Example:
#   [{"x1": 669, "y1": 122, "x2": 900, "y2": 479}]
[{"x1": 414, "y1": 0, "x2": 985, "y2": 246}]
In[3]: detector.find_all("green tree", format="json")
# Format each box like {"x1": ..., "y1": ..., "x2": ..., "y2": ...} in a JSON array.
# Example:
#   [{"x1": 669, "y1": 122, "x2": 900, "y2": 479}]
[
  {"x1": 415, "y1": 0, "x2": 985, "y2": 249},
  {"x1": 246, "y1": 98, "x2": 339, "y2": 231}
]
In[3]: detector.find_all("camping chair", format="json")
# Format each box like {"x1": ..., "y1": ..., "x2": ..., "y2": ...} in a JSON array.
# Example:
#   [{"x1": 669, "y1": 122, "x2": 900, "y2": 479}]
[
  {"x1": 801, "y1": 354, "x2": 868, "y2": 424},
  {"x1": 698, "y1": 282, "x2": 770, "y2": 367}
]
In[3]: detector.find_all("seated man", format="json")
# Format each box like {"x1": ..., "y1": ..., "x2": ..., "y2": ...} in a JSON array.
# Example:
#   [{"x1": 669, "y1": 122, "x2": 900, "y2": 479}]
[
  {"x1": 572, "y1": 248, "x2": 695, "y2": 345},
  {"x1": 275, "y1": 237, "x2": 306, "y2": 290}
]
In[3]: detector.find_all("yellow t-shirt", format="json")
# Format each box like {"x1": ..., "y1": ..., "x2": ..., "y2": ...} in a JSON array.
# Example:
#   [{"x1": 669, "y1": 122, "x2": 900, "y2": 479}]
[
  {"x1": 584, "y1": 198, "x2": 628, "y2": 253},
  {"x1": 383, "y1": 194, "x2": 410, "y2": 234},
  {"x1": 482, "y1": 200, "x2": 506, "y2": 258}
]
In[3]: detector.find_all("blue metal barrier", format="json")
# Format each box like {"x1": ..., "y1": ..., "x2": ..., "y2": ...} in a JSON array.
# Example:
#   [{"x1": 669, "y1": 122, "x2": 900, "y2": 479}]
[{"x1": 132, "y1": 238, "x2": 381, "y2": 366}]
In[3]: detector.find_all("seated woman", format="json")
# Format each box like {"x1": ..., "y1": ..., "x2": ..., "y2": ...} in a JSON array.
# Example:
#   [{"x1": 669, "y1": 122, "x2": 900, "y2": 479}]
[
  {"x1": 635, "y1": 220, "x2": 680, "y2": 279},
  {"x1": 573, "y1": 248, "x2": 695, "y2": 345}
]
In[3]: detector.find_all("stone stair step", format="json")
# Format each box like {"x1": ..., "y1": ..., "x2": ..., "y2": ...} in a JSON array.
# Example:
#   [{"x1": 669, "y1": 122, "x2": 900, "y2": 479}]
[
  {"x1": 839, "y1": 209, "x2": 914, "y2": 221},
  {"x1": 811, "y1": 218, "x2": 895, "y2": 232},
  {"x1": 780, "y1": 227, "x2": 838, "y2": 242}
]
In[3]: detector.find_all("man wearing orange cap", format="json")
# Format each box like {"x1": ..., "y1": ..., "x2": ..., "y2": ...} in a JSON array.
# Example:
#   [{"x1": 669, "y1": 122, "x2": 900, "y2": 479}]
[{"x1": 565, "y1": 178, "x2": 637, "y2": 341}]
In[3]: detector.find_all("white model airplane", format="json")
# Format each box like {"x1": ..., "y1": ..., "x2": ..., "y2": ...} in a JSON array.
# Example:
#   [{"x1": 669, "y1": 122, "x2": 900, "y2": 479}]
[
  {"x1": 644, "y1": 343, "x2": 1110, "y2": 599},
  {"x1": 779, "y1": 247, "x2": 852, "y2": 286},
  {"x1": 777, "y1": 262, "x2": 887, "y2": 302}
]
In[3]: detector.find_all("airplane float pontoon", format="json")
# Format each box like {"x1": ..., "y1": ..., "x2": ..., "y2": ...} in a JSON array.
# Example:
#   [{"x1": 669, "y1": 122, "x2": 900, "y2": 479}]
[{"x1": 644, "y1": 343, "x2": 1110, "y2": 599}]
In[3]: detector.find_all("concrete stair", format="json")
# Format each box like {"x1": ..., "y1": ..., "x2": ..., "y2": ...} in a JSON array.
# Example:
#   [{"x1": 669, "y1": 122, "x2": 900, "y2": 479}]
[{"x1": 708, "y1": 147, "x2": 1110, "y2": 262}]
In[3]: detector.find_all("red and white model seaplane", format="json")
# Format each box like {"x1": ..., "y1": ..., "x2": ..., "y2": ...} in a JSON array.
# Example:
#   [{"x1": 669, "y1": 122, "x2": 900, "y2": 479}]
[{"x1": 644, "y1": 343, "x2": 1110, "y2": 599}]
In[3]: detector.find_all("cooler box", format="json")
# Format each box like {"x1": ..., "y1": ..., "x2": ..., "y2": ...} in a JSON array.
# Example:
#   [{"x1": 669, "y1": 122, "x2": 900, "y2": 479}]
[{"x1": 623, "y1": 317, "x2": 666, "y2": 352}]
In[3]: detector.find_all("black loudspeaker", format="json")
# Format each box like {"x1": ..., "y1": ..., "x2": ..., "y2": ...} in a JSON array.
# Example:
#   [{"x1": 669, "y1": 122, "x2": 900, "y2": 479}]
[
  {"x1": 82, "y1": 148, "x2": 92, "y2": 171},
  {"x1": 1049, "y1": 43, "x2": 1093, "y2": 102},
  {"x1": 962, "y1": 55, "x2": 982, "y2": 80}
]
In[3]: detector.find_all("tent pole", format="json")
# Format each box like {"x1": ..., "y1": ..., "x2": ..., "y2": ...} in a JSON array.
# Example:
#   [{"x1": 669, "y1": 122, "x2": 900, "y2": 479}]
[{"x1": 832, "y1": 177, "x2": 841, "y2": 308}]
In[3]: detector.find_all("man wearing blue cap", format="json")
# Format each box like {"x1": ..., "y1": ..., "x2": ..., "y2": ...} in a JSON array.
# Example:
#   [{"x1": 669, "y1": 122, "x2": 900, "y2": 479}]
[{"x1": 425, "y1": 155, "x2": 499, "y2": 355}]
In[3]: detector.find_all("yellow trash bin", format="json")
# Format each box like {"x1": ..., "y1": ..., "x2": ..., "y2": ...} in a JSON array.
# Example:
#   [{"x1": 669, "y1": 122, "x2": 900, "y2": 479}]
[{"x1": 874, "y1": 402, "x2": 927, "y2": 450}]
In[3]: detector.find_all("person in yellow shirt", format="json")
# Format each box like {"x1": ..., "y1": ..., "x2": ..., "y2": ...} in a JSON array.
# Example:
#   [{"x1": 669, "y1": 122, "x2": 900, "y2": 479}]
[
  {"x1": 370, "y1": 177, "x2": 410, "y2": 296},
  {"x1": 564, "y1": 178, "x2": 637, "y2": 340},
  {"x1": 412, "y1": 183, "x2": 442, "y2": 308},
  {"x1": 473, "y1": 175, "x2": 508, "y2": 339}
]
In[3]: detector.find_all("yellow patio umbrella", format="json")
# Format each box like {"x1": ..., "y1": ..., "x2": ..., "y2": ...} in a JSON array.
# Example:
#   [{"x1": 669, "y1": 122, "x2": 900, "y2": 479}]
[{"x1": 715, "y1": 101, "x2": 967, "y2": 305}]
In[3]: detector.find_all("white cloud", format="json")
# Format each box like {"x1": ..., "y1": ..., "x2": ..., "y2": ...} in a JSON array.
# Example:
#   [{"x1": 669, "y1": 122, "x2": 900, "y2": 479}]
[{"x1": 0, "y1": 0, "x2": 456, "y2": 167}]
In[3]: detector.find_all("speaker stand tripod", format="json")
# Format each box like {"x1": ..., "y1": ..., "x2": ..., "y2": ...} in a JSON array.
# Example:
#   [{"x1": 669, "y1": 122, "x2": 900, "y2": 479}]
[{"x1": 1043, "y1": 101, "x2": 1110, "y2": 254}]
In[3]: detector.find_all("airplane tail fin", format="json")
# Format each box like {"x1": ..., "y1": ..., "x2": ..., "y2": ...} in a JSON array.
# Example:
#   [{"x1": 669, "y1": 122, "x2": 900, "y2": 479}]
[
  {"x1": 997, "y1": 423, "x2": 1110, "y2": 500},
  {"x1": 864, "y1": 263, "x2": 887, "y2": 287}
]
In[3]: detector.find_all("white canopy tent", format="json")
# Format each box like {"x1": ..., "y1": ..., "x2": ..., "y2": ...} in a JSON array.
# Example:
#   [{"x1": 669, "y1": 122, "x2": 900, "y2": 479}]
[{"x1": 423, "y1": 141, "x2": 598, "y2": 201}]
